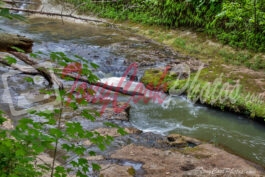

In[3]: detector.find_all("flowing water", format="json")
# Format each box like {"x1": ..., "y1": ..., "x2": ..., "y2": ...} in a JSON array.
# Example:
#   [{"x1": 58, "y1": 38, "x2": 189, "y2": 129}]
[{"x1": 0, "y1": 17, "x2": 265, "y2": 167}]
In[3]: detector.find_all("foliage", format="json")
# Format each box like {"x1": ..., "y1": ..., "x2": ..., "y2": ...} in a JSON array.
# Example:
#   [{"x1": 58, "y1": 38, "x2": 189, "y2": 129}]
[
  {"x1": 62, "y1": 0, "x2": 265, "y2": 52},
  {"x1": 0, "y1": 51, "x2": 125, "y2": 176},
  {"x1": 0, "y1": 112, "x2": 45, "y2": 177},
  {"x1": 0, "y1": 0, "x2": 26, "y2": 21},
  {"x1": 209, "y1": 0, "x2": 265, "y2": 52}
]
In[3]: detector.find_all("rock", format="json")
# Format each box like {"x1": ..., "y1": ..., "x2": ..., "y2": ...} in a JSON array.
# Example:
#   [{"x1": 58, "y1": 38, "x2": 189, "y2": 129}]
[
  {"x1": 99, "y1": 102, "x2": 130, "y2": 121},
  {"x1": 166, "y1": 134, "x2": 201, "y2": 148},
  {"x1": 82, "y1": 127, "x2": 142, "y2": 147},
  {"x1": 93, "y1": 127, "x2": 142, "y2": 137},
  {"x1": 100, "y1": 164, "x2": 134, "y2": 177},
  {"x1": 0, "y1": 33, "x2": 33, "y2": 53},
  {"x1": 167, "y1": 134, "x2": 188, "y2": 147},
  {"x1": 169, "y1": 63, "x2": 190, "y2": 79},
  {"x1": 83, "y1": 140, "x2": 92, "y2": 146},
  {"x1": 125, "y1": 127, "x2": 142, "y2": 134},
  {"x1": 110, "y1": 144, "x2": 264, "y2": 177}
]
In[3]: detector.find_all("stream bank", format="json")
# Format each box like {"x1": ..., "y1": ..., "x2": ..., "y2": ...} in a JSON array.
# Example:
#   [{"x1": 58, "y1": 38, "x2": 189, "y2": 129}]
[
  {"x1": 0, "y1": 0, "x2": 265, "y2": 176},
  {"x1": 2, "y1": 104, "x2": 264, "y2": 176},
  {"x1": 38, "y1": 0, "x2": 265, "y2": 120}
]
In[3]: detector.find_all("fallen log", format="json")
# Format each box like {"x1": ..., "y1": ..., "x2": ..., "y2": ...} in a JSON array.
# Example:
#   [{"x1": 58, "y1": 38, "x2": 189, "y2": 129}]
[
  {"x1": 1, "y1": 7, "x2": 110, "y2": 24},
  {"x1": 0, "y1": 52, "x2": 63, "y2": 89},
  {"x1": 0, "y1": 54, "x2": 144, "y2": 96},
  {"x1": 0, "y1": 57, "x2": 38, "y2": 74},
  {"x1": 3, "y1": 0, "x2": 37, "y2": 5},
  {"x1": 0, "y1": 33, "x2": 33, "y2": 53}
]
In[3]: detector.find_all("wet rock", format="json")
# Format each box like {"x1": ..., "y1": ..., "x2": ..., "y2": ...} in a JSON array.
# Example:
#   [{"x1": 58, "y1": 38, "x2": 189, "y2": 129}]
[
  {"x1": 131, "y1": 132, "x2": 168, "y2": 149},
  {"x1": 99, "y1": 103, "x2": 130, "y2": 121},
  {"x1": 100, "y1": 164, "x2": 134, "y2": 177},
  {"x1": 93, "y1": 127, "x2": 142, "y2": 137},
  {"x1": 82, "y1": 127, "x2": 142, "y2": 148},
  {"x1": 166, "y1": 134, "x2": 201, "y2": 148}
]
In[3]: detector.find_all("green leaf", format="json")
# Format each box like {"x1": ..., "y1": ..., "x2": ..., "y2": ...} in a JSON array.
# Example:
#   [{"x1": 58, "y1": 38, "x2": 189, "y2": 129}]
[
  {"x1": 54, "y1": 166, "x2": 67, "y2": 177},
  {"x1": 28, "y1": 110, "x2": 37, "y2": 114},
  {"x1": 74, "y1": 55, "x2": 87, "y2": 63},
  {"x1": 11, "y1": 46, "x2": 25, "y2": 53},
  {"x1": 49, "y1": 128, "x2": 63, "y2": 138},
  {"x1": 62, "y1": 76, "x2": 75, "y2": 81},
  {"x1": 90, "y1": 62, "x2": 99, "y2": 69},
  {"x1": 81, "y1": 110, "x2": 96, "y2": 121},
  {"x1": 89, "y1": 151, "x2": 96, "y2": 156},
  {"x1": 117, "y1": 127, "x2": 128, "y2": 136},
  {"x1": 0, "y1": 110, "x2": 6, "y2": 125},
  {"x1": 58, "y1": 61, "x2": 67, "y2": 67},
  {"x1": 0, "y1": 8, "x2": 11, "y2": 19},
  {"x1": 29, "y1": 53, "x2": 39, "y2": 58},
  {"x1": 62, "y1": 143, "x2": 71, "y2": 152},
  {"x1": 69, "y1": 102, "x2": 78, "y2": 110},
  {"x1": 92, "y1": 163, "x2": 101, "y2": 171},
  {"x1": 3, "y1": 55, "x2": 17, "y2": 65},
  {"x1": 104, "y1": 122, "x2": 118, "y2": 128},
  {"x1": 24, "y1": 77, "x2": 34, "y2": 84},
  {"x1": 15, "y1": 149, "x2": 25, "y2": 157}
]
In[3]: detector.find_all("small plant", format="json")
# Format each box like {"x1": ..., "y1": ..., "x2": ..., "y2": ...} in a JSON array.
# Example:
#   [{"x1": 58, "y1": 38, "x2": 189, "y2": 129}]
[{"x1": 0, "y1": 51, "x2": 126, "y2": 176}]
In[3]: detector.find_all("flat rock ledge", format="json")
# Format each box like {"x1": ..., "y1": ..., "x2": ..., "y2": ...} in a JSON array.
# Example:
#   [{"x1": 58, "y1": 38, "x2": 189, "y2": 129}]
[{"x1": 108, "y1": 143, "x2": 264, "y2": 177}]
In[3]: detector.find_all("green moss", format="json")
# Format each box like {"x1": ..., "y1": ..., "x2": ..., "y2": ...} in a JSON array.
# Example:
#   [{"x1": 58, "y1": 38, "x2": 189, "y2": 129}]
[
  {"x1": 141, "y1": 68, "x2": 265, "y2": 120},
  {"x1": 140, "y1": 69, "x2": 164, "y2": 87}
]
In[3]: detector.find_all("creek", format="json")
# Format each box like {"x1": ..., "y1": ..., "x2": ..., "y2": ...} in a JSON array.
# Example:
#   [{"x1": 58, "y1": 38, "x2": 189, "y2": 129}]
[{"x1": 0, "y1": 16, "x2": 265, "y2": 168}]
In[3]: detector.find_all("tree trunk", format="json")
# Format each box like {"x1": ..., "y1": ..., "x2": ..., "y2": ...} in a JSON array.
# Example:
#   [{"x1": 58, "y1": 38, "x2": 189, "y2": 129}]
[{"x1": 0, "y1": 33, "x2": 33, "y2": 53}]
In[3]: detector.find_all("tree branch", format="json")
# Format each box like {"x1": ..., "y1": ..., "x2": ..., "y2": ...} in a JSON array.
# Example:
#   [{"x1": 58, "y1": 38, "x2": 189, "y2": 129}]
[
  {"x1": 0, "y1": 57, "x2": 38, "y2": 74},
  {"x1": 2, "y1": 0, "x2": 37, "y2": 5},
  {"x1": 7, "y1": 51, "x2": 64, "y2": 89},
  {"x1": 0, "y1": 53, "x2": 143, "y2": 96},
  {"x1": 1, "y1": 7, "x2": 112, "y2": 25},
  {"x1": 0, "y1": 33, "x2": 33, "y2": 53}
]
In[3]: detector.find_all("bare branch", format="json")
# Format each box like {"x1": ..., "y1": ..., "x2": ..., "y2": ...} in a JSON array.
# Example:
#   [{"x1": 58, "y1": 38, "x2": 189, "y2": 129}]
[
  {"x1": 8, "y1": 51, "x2": 64, "y2": 89},
  {"x1": 2, "y1": 0, "x2": 37, "y2": 5},
  {"x1": 0, "y1": 57, "x2": 38, "y2": 74},
  {"x1": 1, "y1": 7, "x2": 112, "y2": 25},
  {"x1": 0, "y1": 53, "x2": 143, "y2": 96}
]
